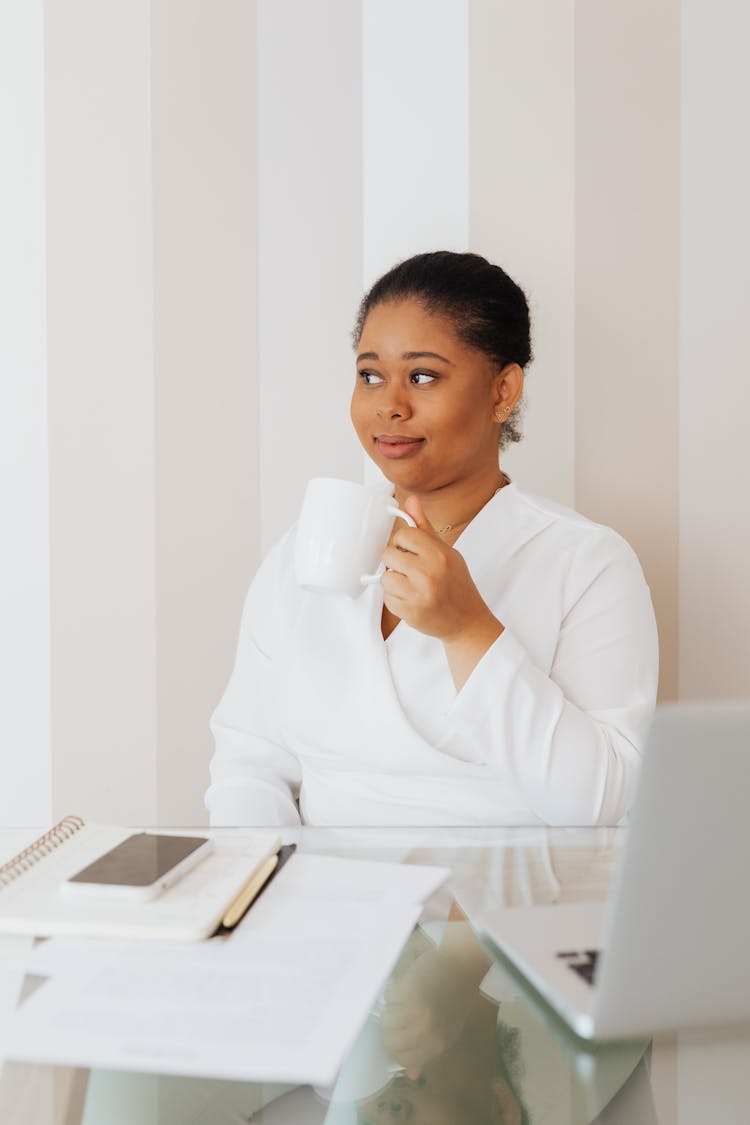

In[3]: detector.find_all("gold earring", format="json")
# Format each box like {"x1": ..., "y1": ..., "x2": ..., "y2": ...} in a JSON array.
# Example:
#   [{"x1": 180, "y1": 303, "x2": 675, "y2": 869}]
[{"x1": 495, "y1": 406, "x2": 511, "y2": 422}]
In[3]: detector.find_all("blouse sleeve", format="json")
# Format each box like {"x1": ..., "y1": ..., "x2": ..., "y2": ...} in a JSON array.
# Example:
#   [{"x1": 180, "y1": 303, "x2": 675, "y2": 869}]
[
  {"x1": 205, "y1": 536, "x2": 302, "y2": 827},
  {"x1": 446, "y1": 530, "x2": 659, "y2": 826}
]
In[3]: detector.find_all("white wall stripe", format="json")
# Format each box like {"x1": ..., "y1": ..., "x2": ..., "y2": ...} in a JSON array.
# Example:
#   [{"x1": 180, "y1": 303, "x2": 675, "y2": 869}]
[
  {"x1": 361, "y1": 0, "x2": 469, "y2": 484},
  {"x1": 0, "y1": 0, "x2": 51, "y2": 826},
  {"x1": 362, "y1": 0, "x2": 469, "y2": 290}
]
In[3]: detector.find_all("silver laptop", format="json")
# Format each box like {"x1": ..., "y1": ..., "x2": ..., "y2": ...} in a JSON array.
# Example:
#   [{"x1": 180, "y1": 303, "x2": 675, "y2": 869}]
[{"x1": 460, "y1": 702, "x2": 750, "y2": 1040}]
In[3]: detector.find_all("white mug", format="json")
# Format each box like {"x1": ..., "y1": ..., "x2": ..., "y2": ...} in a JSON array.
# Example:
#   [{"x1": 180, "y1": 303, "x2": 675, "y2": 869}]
[{"x1": 294, "y1": 477, "x2": 415, "y2": 597}]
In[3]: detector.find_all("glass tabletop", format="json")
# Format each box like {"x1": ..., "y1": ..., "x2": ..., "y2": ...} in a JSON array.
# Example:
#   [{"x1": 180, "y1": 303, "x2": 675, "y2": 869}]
[{"x1": 1, "y1": 826, "x2": 748, "y2": 1124}]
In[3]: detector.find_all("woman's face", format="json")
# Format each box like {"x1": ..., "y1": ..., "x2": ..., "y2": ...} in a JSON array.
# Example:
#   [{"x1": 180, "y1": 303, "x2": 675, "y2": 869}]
[{"x1": 350, "y1": 299, "x2": 519, "y2": 496}]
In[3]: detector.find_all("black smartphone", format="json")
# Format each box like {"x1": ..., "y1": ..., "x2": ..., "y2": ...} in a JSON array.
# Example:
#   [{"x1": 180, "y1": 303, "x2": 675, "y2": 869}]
[{"x1": 62, "y1": 833, "x2": 213, "y2": 900}]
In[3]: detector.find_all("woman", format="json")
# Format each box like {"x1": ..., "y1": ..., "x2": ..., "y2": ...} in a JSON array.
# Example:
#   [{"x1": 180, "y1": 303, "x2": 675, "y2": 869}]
[{"x1": 206, "y1": 251, "x2": 658, "y2": 827}]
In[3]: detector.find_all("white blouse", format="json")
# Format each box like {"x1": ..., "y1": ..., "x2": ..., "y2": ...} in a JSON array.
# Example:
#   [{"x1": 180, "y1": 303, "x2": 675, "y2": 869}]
[{"x1": 205, "y1": 483, "x2": 658, "y2": 828}]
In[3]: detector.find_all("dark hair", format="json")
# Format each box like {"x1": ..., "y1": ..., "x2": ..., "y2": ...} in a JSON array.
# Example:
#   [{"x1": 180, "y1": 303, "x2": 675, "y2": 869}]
[{"x1": 352, "y1": 251, "x2": 533, "y2": 448}]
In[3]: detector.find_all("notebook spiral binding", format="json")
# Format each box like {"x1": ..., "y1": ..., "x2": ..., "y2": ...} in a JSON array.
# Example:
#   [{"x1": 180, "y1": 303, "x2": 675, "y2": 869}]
[{"x1": 0, "y1": 815, "x2": 86, "y2": 889}]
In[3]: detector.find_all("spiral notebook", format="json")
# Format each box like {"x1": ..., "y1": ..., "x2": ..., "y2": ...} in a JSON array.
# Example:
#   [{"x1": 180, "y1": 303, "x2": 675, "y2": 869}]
[{"x1": 0, "y1": 816, "x2": 280, "y2": 942}]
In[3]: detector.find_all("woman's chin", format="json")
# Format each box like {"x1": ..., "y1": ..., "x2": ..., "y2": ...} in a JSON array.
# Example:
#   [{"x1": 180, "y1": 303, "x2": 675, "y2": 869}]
[{"x1": 368, "y1": 455, "x2": 432, "y2": 494}]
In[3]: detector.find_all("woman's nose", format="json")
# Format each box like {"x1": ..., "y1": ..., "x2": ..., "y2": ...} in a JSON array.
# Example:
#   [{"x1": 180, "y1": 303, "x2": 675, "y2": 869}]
[{"x1": 377, "y1": 391, "x2": 412, "y2": 419}]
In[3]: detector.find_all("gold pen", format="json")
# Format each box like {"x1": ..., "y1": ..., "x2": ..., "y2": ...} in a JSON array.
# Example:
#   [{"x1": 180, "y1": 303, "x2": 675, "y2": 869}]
[{"x1": 221, "y1": 853, "x2": 279, "y2": 929}]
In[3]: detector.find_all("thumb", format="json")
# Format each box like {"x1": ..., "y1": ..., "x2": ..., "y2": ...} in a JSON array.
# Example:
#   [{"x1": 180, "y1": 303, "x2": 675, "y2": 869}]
[{"x1": 403, "y1": 495, "x2": 436, "y2": 534}]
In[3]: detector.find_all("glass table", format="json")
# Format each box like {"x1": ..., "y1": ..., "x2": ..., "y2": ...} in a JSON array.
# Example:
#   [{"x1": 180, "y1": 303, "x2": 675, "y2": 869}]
[{"x1": 1, "y1": 826, "x2": 748, "y2": 1124}]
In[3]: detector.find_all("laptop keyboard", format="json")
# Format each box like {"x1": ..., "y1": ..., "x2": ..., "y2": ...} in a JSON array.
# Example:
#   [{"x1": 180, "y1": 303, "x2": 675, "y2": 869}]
[{"x1": 556, "y1": 949, "x2": 600, "y2": 986}]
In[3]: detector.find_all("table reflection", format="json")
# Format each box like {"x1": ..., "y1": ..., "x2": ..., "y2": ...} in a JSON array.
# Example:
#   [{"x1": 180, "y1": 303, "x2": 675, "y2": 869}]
[
  {"x1": 356, "y1": 926, "x2": 528, "y2": 1125},
  {"x1": 0, "y1": 829, "x2": 669, "y2": 1125},
  {"x1": 199, "y1": 918, "x2": 646, "y2": 1125}
]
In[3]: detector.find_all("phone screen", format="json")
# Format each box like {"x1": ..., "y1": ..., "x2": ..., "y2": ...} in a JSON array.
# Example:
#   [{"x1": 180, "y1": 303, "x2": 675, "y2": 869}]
[{"x1": 66, "y1": 833, "x2": 209, "y2": 887}]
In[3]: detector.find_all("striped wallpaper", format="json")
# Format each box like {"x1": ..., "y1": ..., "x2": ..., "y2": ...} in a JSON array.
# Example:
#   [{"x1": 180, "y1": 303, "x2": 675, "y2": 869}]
[{"x1": 2, "y1": 0, "x2": 748, "y2": 826}]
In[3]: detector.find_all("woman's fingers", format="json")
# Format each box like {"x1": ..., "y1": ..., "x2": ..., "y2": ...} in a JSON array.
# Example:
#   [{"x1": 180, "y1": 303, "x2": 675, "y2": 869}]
[
  {"x1": 403, "y1": 494, "x2": 435, "y2": 535},
  {"x1": 382, "y1": 570, "x2": 434, "y2": 618},
  {"x1": 381, "y1": 545, "x2": 421, "y2": 577},
  {"x1": 390, "y1": 525, "x2": 435, "y2": 555},
  {"x1": 381, "y1": 505, "x2": 490, "y2": 643}
]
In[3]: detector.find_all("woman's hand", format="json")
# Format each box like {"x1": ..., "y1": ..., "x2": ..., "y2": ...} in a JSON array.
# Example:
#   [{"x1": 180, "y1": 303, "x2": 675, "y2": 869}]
[
  {"x1": 380, "y1": 947, "x2": 476, "y2": 1078},
  {"x1": 381, "y1": 496, "x2": 504, "y2": 690},
  {"x1": 381, "y1": 496, "x2": 493, "y2": 641}
]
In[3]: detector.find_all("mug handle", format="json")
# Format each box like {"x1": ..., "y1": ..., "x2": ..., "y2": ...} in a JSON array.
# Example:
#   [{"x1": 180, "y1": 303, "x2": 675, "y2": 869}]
[{"x1": 360, "y1": 505, "x2": 417, "y2": 586}]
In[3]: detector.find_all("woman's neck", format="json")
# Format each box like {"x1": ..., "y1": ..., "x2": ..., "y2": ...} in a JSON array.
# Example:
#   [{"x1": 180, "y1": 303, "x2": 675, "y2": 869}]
[{"x1": 394, "y1": 468, "x2": 509, "y2": 536}]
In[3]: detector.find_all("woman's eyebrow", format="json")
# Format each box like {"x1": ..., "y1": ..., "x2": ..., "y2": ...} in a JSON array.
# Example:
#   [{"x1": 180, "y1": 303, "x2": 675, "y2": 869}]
[
  {"x1": 402, "y1": 350, "x2": 454, "y2": 364},
  {"x1": 356, "y1": 350, "x2": 454, "y2": 365}
]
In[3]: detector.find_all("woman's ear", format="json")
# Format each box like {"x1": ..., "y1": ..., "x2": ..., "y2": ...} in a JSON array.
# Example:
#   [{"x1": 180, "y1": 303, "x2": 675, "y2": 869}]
[{"x1": 492, "y1": 362, "x2": 524, "y2": 414}]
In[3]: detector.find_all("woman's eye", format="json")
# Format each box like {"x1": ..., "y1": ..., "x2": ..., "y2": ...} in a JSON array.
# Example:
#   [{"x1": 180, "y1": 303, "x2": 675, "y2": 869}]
[
  {"x1": 410, "y1": 371, "x2": 436, "y2": 385},
  {"x1": 358, "y1": 370, "x2": 384, "y2": 385}
]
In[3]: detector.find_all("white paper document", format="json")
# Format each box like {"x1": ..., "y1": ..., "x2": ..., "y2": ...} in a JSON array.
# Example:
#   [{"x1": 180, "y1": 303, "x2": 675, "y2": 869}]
[{"x1": 4, "y1": 854, "x2": 448, "y2": 1086}]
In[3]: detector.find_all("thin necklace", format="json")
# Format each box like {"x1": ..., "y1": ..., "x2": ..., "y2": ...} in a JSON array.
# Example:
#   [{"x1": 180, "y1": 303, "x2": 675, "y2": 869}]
[{"x1": 435, "y1": 473, "x2": 511, "y2": 535}]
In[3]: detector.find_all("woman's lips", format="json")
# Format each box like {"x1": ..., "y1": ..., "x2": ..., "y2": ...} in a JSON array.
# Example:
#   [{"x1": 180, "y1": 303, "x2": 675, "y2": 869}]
[{"x1": 375, "y1": 435, "x2": 425, "y2": 460}]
